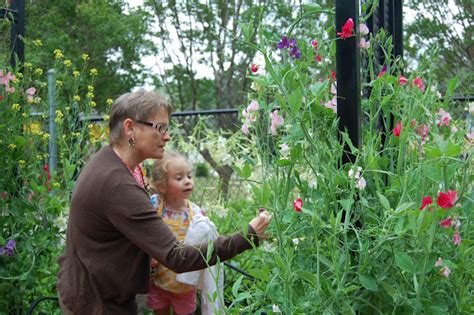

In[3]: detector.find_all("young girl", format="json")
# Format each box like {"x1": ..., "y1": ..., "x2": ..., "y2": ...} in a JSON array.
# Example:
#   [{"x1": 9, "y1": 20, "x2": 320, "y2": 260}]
[{"x1": 147, "y1": 151, "x2": 222, "y2": 315}]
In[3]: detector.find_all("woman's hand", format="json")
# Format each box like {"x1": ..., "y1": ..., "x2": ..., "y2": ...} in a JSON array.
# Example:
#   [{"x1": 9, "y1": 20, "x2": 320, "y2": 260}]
[{"x1": 249, "y1": 210, "x2": 272, "y2": 241}]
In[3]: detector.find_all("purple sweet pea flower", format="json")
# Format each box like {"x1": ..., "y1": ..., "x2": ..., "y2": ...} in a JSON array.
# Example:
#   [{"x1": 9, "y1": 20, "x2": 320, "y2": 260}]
[
  {"x1": 277, "y1": 36, "x2": 290, "y2": 49},
  {"x1": 1, "y1": 239, "x2": 16, "y2": 256},
  {"x1": 289, "y1": 46, "x2": 301, "y2": 59}
]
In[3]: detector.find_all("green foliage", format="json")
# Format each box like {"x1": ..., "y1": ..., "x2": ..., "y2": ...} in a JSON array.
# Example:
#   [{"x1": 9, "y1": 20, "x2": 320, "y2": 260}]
[{"x1": 0, "y1": 49, "x2": 106, "y2": 312}]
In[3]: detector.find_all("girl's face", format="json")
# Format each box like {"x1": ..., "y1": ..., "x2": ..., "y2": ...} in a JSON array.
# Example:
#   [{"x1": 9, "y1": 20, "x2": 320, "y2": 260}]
[{"x1": 161, "y1": 158, "x2": 194, "y2": 203}]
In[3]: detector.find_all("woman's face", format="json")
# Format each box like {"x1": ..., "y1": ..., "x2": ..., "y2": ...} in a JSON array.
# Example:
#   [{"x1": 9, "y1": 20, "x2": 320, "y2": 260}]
[{"x1": 133, "y1": 107, "x2": 171, "y2": 160}]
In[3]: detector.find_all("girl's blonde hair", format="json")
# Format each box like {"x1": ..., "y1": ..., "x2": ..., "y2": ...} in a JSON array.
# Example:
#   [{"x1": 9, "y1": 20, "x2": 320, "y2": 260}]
[{"x1": 151, "y1": 150, "x2": 191, "y2": 193}]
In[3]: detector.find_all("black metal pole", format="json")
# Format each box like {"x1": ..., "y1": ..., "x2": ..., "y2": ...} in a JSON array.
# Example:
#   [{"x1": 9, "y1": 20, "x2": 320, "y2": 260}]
[
  {"x1": 10, "y1": 0, "x2": 25, "y2": 68},
  {"x1": 393, "y1": 0, "x2": 403, "y2": 60},
  {"x1": 336, "y1": 0, "x2": 361, "y2": 164}
]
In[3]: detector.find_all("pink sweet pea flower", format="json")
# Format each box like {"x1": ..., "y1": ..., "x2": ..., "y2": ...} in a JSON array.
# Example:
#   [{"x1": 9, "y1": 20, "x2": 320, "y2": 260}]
[
  {"x1": 413, "y1": 77, "x2": 425, "y2": 92},
  {"x1": 435, "y1": 258, "x2": 443, "y2": 267},
  {"x1": 325, "y1": 97, "x2": 337, "y2": 113},
  {"x1": 439, "y1": 216, "x2": 453, "y2": 228},
  {"x1": 378, "y1": 65, "x2": 387, "y2": 78},
  {"x1": 439, "y1": 266, "x2": 451, "y2": 278},
  {"x1": 279, "y1": 143, "x2": 289, "y2": 156},
  {"x1": 311, "y1": 39, "x2": 318, "y2": 49},
  {"x1": 435, "y1": 108, "x2": 452, "y2": 127},
  {"x1": 293, "y1": 198, "x2": 303, "y2": 212},
  {"x1": 419, "y1": 196, "x2": 432, "y2": 210},
  {"x1": 453, "y1": 231, "x2": 461, "y2": 246},
  {"x1": 399, "y1": 75, "x2": 408, "y2": 85},
  {"x1": 393, "y1": 122, "x2": 402, "y2": 137},
  {"x1": 270, "y1": 110, "x2": 284, "y2": 135},
  {"x1": 337, "y1": 18, "x2": 354, "y2": 39},
  {"x1": 358, "y1": 23, "x2": 369, "y2": 36},
  {"x1": 247, "y1": 100, "x2": 259, "y2": 112},
  {"x1": 241, "y1": 123, "x2": 249, "y2": 135},
  {"x1": 359, "y1": 38, "x2": 370, "y2": 49},
  {"x1": 356, "y1": 177, "x2": 366, "y2": 190},
  {"x1": 437, "y1": 190, "x2": 457, "y2": 209},
  {"x1": 26, "y1": 87, "x2": 36, "y2": 95}
]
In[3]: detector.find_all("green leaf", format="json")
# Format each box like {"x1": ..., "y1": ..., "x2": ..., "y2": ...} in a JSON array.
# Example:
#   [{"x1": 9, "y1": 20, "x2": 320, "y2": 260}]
[
  {"x1": 248, "y1": 268, "x2": 270, "y2": 282},
  {"x1": 296, "y1": 270, "x2": 318, "y2": 286},
  {"x1": 359, "y1": 274, "x2": 378, "y2": 292},
  {"x1": 377, "y1": 192, "x2": 391, "y2": 211},
  {"x1": 288, "y1": 88, "x2": 303, "y2": 113},
  {"x1": 276, "y1": 159, "x2": 291, "y2": 167},
  {"x1": 395, "y1": 202, "x2": 415, "y2": 213},
  {"x1": 290, "y1": 143, "x2": 302, "y2": 160},
  {"x1": 231, "y1": 275, "x2": 243, "y2": 298},
  {"x1": 394, "y1": 251, "x2": 416, "y2": 273},
  {"x1": 241, "y1": 163, "x2": 252, "y2": 179},
  {"x1": 444, "y1": 141, "x2": 461, "y2": 157},
  {"x1": 338, "y1": 199, "x2": 354, "y2": 211}
]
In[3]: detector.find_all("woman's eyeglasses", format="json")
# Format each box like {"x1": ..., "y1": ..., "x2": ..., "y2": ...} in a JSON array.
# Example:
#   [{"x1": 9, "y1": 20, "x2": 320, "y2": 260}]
[{"x1": 136, "y1": 120, "x2": 169, "y2": 135}]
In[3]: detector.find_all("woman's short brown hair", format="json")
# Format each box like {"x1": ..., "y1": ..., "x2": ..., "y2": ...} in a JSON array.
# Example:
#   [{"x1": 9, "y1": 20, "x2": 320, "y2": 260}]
[{"x1": 109, "y1": 89, "x2": 173, "y2": 145}]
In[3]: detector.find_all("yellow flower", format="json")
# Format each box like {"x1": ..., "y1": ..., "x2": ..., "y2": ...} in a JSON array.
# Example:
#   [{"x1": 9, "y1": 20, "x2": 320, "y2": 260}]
[
  {"x1": 42, "y1": 133, "x2": 50, "y2": 140},
  {"x1": 24, "y1": 62, "x2": 33, "y2": 69},
  {"x1": 8, "y1": 144, "x2": 17, "y2": 150},
  {"x1": 12, "y1": 77, "x2": 20, "y2": 84},
  {"x1": 86, "y1": 92, "x2": 94, "y2": 99},
  {"x1": 65, "y1": 106, "x2": 71, "y2": 111},
  {"x1": 34, "y1": 39, "x2": 43, "y2": 46},
  {"x1": 73, "y1": 71, "x2": 80, "y2": 77},
  {"x1": 19, "y1": 160, "x2": 26, "y2": 167},
  {"x1": 56, "y1": 80, "x2": 63, "y2": 87},
  {"x1": 87, "y1": 85, "x2": 94, "y2": 92},
  {"x1": 52, "y1": 182, "x2": 61, "y2": 189},
  {"x1": 22, "y1": 112, "x2": 27, "y2": 117},
  {"x1": 88, "y1": 124, "x2": 94, "y2": 129},
  {"x1": 64, "y1": 59, "x2": 72, "y2": 67},
  {"x1": 73, "y1": 95, "x2": 81, "y2": 102},
  {"x1": 27, "y1": 122, "x2": 43, "y2": 135},
  {"x1": 54, "y1": 49, "x2": 64, "y2": 59},
  {"x1": 35, "y1": 68, "x2": 43, "y2": 76},
  {"x1": 11, "y1": 103, "x2": 21, "y2": 111},
  {"x1": 36, "y1": 154, "x2": 42, "y2": 160},
  {"x1": 90, "y1": 68, "x2": 98, "y2": 76},
  {"x1": 33, "y1": 96, "x2": 42, "y2": 104},
  {"x1": 55, "y1": 110, "x2": 64, "y2": 119},
  {"x1": 106, "y1": 98, "x2": 114, "y2": 106},
  {"x1": 16, "y1": 72, "x2": 23, "y2": 79},
  {"x1": 89, "y1": 101, "x2": 97, "y2": 108},
  {"x1": 82, "y1": 54, "x2": 90, "y2": 61},
  {"x1": 103, "y1": 114, "x2": 110, "y2": 121}
]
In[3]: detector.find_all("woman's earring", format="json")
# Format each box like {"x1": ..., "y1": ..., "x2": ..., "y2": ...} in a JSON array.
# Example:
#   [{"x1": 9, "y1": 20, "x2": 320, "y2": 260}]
[{"x1": 128, "y1": 136, "x2": 136, "y2": 147}]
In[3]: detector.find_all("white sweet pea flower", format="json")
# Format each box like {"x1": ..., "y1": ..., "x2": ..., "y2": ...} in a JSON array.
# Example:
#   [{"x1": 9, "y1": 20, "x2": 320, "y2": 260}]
[{"x1": 272, "y1": 304, "x2": 282, "y2": 313}]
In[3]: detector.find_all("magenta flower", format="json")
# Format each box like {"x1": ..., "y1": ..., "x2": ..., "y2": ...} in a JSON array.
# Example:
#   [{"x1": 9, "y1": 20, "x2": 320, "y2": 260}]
[
  {"x1": 399, "y1": 75, "x2": 408, "y2": 85},
  {"x1": 413, "y1": 77, "x2": 425, "y2": 92},
  {"x1": 250, "y1": 64, "x2": 259, "y2": 73},
  {"x1": 314, "y1": 55, "x2": 322, "y2": 62},
  {"x1": 293, "y1": 198, "x2": 303, "y2": 212},
  {"x1": 311, "y1": 39, "x2": 318, "y2": 49},
  {"x1": 337, "y1": 18, "x2": 354, "y2": 39},
  {"x1": 439, "y1": 216, "x2": 453, "y2": 228},
  {"x1": 419, "y1": 196, "x2": 432, "y2": 210},
  {"x1": 393, "y1": 122, "x2": 402, "y2": 137},
  {"x1": 378, "y1": 65, "x2": 387, "y2": 78},
  {"x1": 453, "y1": 231, "x2": 461, "y2": 246},
  {"x1": 437, "y1": 190, "x2": 457, "y2": 209}
]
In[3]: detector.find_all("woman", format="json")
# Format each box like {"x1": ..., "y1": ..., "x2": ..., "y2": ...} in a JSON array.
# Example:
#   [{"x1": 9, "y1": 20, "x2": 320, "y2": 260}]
[{"x1": 57, "y1": 89, "x2": 271, "y2": 314}]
